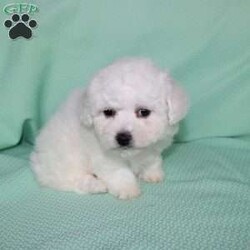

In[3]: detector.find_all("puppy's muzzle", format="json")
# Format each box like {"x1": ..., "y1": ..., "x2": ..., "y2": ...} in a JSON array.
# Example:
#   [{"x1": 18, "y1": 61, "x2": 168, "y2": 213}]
[{"x1": 116, "y1": 131, "x2": 132, "y2": 148}]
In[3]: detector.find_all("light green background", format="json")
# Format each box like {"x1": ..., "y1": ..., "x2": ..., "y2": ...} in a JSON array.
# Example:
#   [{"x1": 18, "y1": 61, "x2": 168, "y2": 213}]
[
  {"x1": 1, "y1": 0, "x2": 250, "y2": 149},
  {"x1": 0, "y1": 1, "x2": 249, "y2": 249}
]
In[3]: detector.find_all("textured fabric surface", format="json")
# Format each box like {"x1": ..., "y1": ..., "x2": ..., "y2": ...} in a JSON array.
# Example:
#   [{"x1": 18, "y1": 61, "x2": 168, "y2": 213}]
[
  {"x1": 1, "y1": 138, "x2": 250, "y2": 249},
  {"x1": 1, "y1": 1, "x2": 250, "y2": 249}
]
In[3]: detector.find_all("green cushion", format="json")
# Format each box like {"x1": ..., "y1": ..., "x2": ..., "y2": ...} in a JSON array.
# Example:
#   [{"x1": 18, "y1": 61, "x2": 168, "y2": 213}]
[{"x1": 1, "y1": 139, "x2": 249, "y2": 249}]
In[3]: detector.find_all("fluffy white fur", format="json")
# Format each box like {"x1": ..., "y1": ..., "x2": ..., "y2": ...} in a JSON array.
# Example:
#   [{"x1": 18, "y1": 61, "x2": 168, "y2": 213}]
[{"x1": 31, "y1": 58, "x2": 188, "y2": 199}]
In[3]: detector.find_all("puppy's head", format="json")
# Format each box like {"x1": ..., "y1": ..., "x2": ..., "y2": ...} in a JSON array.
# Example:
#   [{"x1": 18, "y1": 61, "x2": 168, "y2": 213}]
[{"x1": 81, "y1": 58, "x2": 188, "y2": 152}]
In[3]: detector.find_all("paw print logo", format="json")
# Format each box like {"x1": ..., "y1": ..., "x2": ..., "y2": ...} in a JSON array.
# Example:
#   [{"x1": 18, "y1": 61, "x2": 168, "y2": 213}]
[{"x1": 4, "y1": 14, "x2": 37, "y2": 39}]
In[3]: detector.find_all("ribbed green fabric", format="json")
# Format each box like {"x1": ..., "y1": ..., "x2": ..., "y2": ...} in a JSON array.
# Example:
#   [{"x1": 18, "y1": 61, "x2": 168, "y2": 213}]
[{"x1": 1, "y1": 139, "x2": 249, "y2": 249}]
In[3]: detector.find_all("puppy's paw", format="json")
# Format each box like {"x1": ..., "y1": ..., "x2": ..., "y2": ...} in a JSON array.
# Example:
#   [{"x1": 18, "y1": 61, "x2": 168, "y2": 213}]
[
  {"x1": 139, "y1": 168, "x2": 164, "y2": 183},
  {"x1": 76, "y1": 174, "x2": 107, "y2": 194},
  {"x1": 139, "y1": 159, "x2": 164, "y2": 183},
  {"x1": 106, "y1": 169, "x2": 141, "y2": 200},
  {"x1": 112, "y1": 184, "x2": 141, "y2": 200}
]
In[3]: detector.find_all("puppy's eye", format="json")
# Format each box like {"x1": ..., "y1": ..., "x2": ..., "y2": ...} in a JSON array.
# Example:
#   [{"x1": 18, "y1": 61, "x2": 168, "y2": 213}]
[
  {"x1": 103, "y1": 109, "x2": 116, "y2": 118},
  {"x1": 136, "y1": 108, "x2": 151, "y2": 118}
]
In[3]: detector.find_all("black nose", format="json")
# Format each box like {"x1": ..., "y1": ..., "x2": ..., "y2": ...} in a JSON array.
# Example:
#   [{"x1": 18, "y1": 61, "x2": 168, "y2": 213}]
[{"x1": 116, "y1": 132, "x2": 132, "y2": 147}]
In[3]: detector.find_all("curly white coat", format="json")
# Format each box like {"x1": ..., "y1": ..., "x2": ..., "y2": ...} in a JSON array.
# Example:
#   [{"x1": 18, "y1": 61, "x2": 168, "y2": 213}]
[{"x1": 31, "y1": 58, "x2": 188, "y2": 199}]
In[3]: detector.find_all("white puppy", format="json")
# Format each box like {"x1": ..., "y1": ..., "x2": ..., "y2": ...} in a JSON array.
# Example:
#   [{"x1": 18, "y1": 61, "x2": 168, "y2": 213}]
[{"x1": 31, "y1": 58, "x2": 188, "y2": 199}]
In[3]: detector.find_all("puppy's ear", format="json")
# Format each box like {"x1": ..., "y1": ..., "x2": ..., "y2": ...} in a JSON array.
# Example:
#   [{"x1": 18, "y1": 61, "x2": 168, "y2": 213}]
[
  {"x1": 80, "y1": 89, "x2": 93, "y2": 127},
  {"x1": 162, "y1": 72, "x2": 188, "y2": 125}
]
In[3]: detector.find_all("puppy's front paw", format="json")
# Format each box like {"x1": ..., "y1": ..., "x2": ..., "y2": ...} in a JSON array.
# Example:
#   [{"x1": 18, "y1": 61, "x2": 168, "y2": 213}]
[
  {"x1": 139, "y1": 159, "x2": 164, "y2": 183},
  {"x1": 139, "y1": 168, "x2": 164, "y2": 183},
  {"x1": 111, "y1": 183, "x2": 141, "y2": 200},
  {"x1": 106, "y1": 169, "x2": 141, "y2": 200}
]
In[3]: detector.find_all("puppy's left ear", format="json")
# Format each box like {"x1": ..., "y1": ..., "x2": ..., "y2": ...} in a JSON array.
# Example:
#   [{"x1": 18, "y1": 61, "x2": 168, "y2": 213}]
[
  {"x1": 80, "y1": 89, "x2": 93, "y2": 127},
  {"x1": 162, "y1": 72, "x2": 188, "y2": 125}
]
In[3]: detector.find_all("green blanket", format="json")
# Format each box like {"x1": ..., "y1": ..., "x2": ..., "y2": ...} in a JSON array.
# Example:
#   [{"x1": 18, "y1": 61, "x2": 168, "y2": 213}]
[{"x1": 0, "y1": 1, "x2": 250, "y2": 249}]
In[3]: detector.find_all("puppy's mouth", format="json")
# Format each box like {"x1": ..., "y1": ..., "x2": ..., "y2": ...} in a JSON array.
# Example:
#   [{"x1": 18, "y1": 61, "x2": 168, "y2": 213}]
[
  {"x1": 113, "y1": 144, "x2": 133, "y2": 150},
  {"x1": 115, "y1": 143, "x2": 153, "y2": 152},
  {"x1": 118, "y1": 145, "x2": 133, "y2": 150}
]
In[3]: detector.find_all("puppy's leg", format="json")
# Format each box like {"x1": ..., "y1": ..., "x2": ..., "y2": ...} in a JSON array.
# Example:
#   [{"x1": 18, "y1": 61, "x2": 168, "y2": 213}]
[
  {"x1": 74, "y1": 174, "x2": 107, "y2": 194},
  {"x1": 31, "y1": 88, "x2": 107, "y2": 195},
  {"x1": 94, "y1": 159, "x2": 140, "y2": 200},
  {"x1": 140, "y1": 157, "x2": 164, "y2": 183},
  {"x1": 31, "y1": 152, "x2": 107, "y2": 194},
  {"x1": 106, "y1": 168, "x2": 140, "y2": 200},
  {"x1": 133, "y1": 154, "x2": 164, "y2": 183}
]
